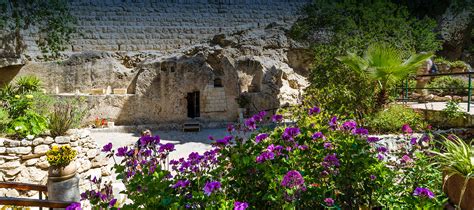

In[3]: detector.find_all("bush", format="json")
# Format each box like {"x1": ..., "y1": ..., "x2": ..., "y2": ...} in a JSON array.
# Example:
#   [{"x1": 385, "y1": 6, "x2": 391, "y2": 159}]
[
  {"x1": 15, "y1": 75, "x2": 42, "y2": 94},
  {"x1": 83, "y1": 107, "x2": 445, "y2": 209},
  {"x1": 0, "y1": 108, "x2": 10, "y2": 134},
  {"x1": 367, "y1": 105, "x2": 425, "y2": 133},
  {"x1": 49, "y1": 98, "x2": 87, "y2": 137},
  {"x1": 426, "y1": 76, "x2": 468, "y2": 96},
  {"x1": 290, "y1": 0, "x2": 441, "y2": 117}
]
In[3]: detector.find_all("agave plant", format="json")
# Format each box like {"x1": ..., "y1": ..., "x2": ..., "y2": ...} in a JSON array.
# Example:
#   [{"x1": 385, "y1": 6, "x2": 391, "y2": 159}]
[{"x1": 337, "y1": 43, "x2": 433, "y2": 108}]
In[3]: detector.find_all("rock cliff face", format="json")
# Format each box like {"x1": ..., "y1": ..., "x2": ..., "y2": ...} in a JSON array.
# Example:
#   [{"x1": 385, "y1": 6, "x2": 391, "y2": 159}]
[{"x1": 4, "y1": 24, "x2": 311, "y2": 125}]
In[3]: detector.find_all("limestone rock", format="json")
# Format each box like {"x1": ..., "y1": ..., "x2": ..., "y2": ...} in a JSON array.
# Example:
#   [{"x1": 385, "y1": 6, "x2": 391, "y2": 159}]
[
  {"x1": 91, "y1": 156, "x2": 108, "y2": 168},
  {"x1": 0, "y1": 138, "x2": 5, "y2": 146},
  {"x1": 21, "y1": 139, "x2": 32, "y2": 146},
  {"x1": 44, "y1": 137, "x2": 54, "y2": 144},
  {"x1": 86, "y1": 149, "x2": 98, "y2": 158},
  {"x1": 36, "y1": 157, "x2": 50, "y2": 170},
  {"x1": 6, "y1": 147, "x2": 32, "y2": 155},
  {"x1": 0, "y1": 147, "x2": 5, "y2": 154},
  {"x1": 55, "y1": 136, "x2": 71, "y2": 144},
  {"x1": 33, "y1": 138, "x2": 45, "y2": 146},
  {"x1": 101, "y1": 167, "x2": 112, "y2": 176},
  {"x1": 34, "y1": 145, "x2": 50, "y2": 154},
  {"x1": 25, "y1": 158, "x2": 39, "y2": 166},
  {"x1": 4, "y1": 166, "x2": 24, "y2": 176},
  {"x1": 0, "y1": 155, "x2": 19, "y2": 161},
  {"x1": 0, "y1": 161, "x2": 21, "y2": 169},
  {"x1": 77, "y1": 159, "x2": 92, "y2": 173},
  {"x1": 3, "y1": 139, "x2": 20, "y2": 147}
]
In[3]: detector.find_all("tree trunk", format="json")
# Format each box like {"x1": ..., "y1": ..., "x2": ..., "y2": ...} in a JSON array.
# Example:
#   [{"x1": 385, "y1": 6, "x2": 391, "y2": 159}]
[{"x1": 376, "y1": 88, "x2": 388, "y2": 110}]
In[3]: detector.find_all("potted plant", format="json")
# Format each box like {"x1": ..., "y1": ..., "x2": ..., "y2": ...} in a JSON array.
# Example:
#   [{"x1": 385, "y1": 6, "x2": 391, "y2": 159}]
[
  {"x1": 46, "y1": 145, "x2": 78, "y2": 180},
  {"x1": 450, "y1": 61, "x2": 467, "y2": 73},
  {"x1": 432, "y1": 135, "x2": 474, "y2": 209}
]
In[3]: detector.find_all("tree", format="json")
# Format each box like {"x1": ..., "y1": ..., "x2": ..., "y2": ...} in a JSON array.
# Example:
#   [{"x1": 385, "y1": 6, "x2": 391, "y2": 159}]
[
  {"x1": 0, "y1": 0, "x2": 76, "y2": 58},
  {"x1": 337, "y1": 43, "x2": 433, "y2": 108}
]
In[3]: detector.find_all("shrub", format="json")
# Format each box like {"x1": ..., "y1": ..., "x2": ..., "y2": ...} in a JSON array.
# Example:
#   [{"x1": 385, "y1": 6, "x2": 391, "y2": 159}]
[
  {"x1": 367, "y1": 105, "x2": 425, "y2": 133},
  {"x1": 450, "y1": 61, "x2": 467, "y2": 69},
  {"x1": 0, "y1": 108, "x2": 10, "y2": 134},
  {"x1": 49, "y1": 98, "x2": 87, "y2": 137},
  {"x1": 15, "y1": 75, "x2": 42, "y2": 94},
  {"x1": 83, "y1": 107, "x2": 445, "y2": 209},
  {"x1": 426, "y1": 76, "x2": 468, "y2": 96},
  {"x1": 46, "y1": 145, "x2": 77, "y2": 167},
  {"x1": 290, "y1": 0, "x2": 441, "y2": 117}
]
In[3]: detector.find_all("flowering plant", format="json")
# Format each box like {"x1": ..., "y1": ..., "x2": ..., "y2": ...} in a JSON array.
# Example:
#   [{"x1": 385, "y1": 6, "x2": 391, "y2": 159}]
[{"x1": 46, "y1": 145, "x2": 77, "y2": 167}]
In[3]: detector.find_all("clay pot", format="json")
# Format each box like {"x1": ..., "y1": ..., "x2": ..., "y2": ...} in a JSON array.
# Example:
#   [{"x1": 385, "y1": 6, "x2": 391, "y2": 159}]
[
  {"x1": 48, "y1": 161, "x2": 77, "y2": 181},
  {"x1": 443, "y1": 172, "x2": 474, "y2": 209}
]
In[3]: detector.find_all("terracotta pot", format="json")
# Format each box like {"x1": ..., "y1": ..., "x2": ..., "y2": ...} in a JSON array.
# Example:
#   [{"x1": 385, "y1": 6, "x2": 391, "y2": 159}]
[
  {"x1": 443, "y1": 172, "x2": 474, "y2": 209},
  {"x1": 48, "y1": 161, "x2": 77, "y2": 181}
]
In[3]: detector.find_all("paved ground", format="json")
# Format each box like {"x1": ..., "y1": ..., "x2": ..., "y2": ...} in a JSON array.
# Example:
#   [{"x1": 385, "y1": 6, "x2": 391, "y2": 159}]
[
  {"x1": 90, "y1": 128, "x2": 229, "y2": 161},
  {"x1": 406, "y1": 102, "x2": 474, "y2": 115}
]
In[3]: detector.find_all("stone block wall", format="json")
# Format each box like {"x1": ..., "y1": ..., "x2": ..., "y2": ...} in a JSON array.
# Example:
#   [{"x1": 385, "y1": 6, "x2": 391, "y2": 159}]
[
  {"x1": 0, "y1": 129, "x2": 110, "y2": 197},
  {"x1": 20, "y1": 0, "x2": 310, "y2": 56},
  {"x1": 203, "y1": 84, "x2": 227, "y2": 112}
]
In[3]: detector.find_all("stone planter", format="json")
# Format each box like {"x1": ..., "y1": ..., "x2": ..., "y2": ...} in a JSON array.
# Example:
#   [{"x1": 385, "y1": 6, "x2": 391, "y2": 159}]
[
  {"x1": 450, "y1": 67, "x2": 466, "y2": 73},
  {"x1": 443, "y1": 172, "x2": 474, "y2": 209},
  {"x1": 48, "y1": 161, "x2": 77, "y2": 181}
]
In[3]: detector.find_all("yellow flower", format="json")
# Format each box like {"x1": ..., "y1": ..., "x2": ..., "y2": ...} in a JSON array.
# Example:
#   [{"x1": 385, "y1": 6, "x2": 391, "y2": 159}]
[
  {"x1": 14, "y1": 95, "x2": 20, "y2": 99},
  {"x1": 51, "y1": 145, "x2": 59, "y2": 151},
  {"x1": 25, "y1": 95, "x2": 33, "y2": 99}
]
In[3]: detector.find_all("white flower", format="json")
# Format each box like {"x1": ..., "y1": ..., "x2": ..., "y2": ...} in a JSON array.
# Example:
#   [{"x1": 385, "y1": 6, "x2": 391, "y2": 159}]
[
  {"x1": 26, "y1": 135, "x2": 34, "y2": 140},
  {"x1": 15, "y1": 126, "x2": 22, "y2": 131}
]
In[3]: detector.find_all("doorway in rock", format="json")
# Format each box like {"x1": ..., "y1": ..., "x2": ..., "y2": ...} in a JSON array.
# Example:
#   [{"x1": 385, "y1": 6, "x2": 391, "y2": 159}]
[{"x1": 187, "y1": 91, "x2": 200, "y2": 118}]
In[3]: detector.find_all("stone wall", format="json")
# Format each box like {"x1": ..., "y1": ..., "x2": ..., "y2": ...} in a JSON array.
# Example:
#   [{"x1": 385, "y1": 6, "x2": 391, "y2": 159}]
[
  {"x1": 18, "y1": 0, "x2": 310, "y2": 57},
  {"x1": 0, "y1": 129, "x2": 110, "y2": 197}
]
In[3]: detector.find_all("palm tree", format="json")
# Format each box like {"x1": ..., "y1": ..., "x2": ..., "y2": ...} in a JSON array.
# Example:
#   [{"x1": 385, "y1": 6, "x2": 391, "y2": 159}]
[{"x1": 337, "y1": 43, "x2": 433, "y2": 109}]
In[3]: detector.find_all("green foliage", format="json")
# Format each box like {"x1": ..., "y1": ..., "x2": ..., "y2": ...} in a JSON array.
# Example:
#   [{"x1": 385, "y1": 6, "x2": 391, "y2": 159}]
[
  {"x1": 15, "y1": 75, "x2": 42, "y2": 94},
  {"x1": 46, "y1": 145, "x2": 77, "y2": 167},
  {"x1": 432, "y1": 135, "x2": 474, "y2": 177},
  {"x1": 442, "y1": 99, "x2": 465, "y2": 120},
  {"x1": 49, "y1": 97, "x2": 87, "y2": 137},
  {"x1": 0, "y1": 107, "x2": 10, "y2": 134},
  {"x1": 367, "y1": 105, "x2": 425, "y2": 133},
  {"x1": 337, "y1": 43, "x2": 432, "y2": 107},
  {"x1": 427, "y1": 76, "x2": 468, "y2": 96},
  {"x1": 235, "y1": 94, "x2": 251, "y2": 108},
  {"x1": 450, "y1": 61, "x2": 468, "y2": 69},
  {"x1": 290, "y1": 0, "x2": 441, "y2": 116},
  {"x1": 0, "y1": 0, "x2": 76, "y2": 57},
  {"x1": 0, "y1": 76, "x2": 50, "y2": 138}
]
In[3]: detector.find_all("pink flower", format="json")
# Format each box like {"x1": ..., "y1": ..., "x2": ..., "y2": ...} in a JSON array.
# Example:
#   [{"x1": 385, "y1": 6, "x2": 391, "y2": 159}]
[{"x1": 402, "y1": 124, "x2": 413, "y2": 134}]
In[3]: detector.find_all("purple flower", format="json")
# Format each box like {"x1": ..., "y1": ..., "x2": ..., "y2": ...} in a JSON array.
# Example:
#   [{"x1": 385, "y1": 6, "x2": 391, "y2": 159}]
[
  {"x1": 109, "y1": 199, "x2": 117, "y2": 207},
  {"x1": 267, "y1": 144, "x2": 283, "y2": 153},
  {"x1": 282, "y1": 127, "x2": 300, "y2": 141},
  {"x1": 203, "y1": 181, "x2": 221, "y2": 196},
  {"x1": 367, "y1": 137, "x2": 380, "y2": 143},
  {"x1": 208, "y1": 135, "x2": 214, "y2": 140},
  {"x1": 116, "y1": 146, "x2": 128, "y2": 157},
  {"x1": 377, "y1": 153, "x2": 384, "y2": 161},
  {"x1": 312, "y1": 132, "x2": 326, "y2": 140},
  {"x1": 354, "y1": 128, "x2": 368, "y2": 135},
  {"x1": 172, "y1": 180, "x2": 191, "y2": 189},
  {"x1": 413, "y1": 187, "x2": 435, "y2": 199},
  {"x1": 65, "y1": 202, "x2": 81, "y2": 210},
  {"x1": 421, "y1": 135, "x2": 431, "y2": 142},
  {"x1": 234, "y1": 201, "x2": 249, "y2": 210},
  {"x1": 410, "y1": 137, "x2": 417, "y2": 145},
  {"x1": 323, "y1": 142, "x2": 333, "y2": 150},
  {"x1": 245, "y1": 118, "x2": 257, "y2": 130},
  {"x1": 401, "y1": 154, "x2": 413, "y2": 163},
  {"x1": 227, "y1": 124, "x2": 235, "y2": 132},
  {"x1": 216, "y1": 136, "x2": 233, "y2": 145},
  {"x1": 370, "y1": 175, "x2": 376, "y2": 180},
  {"x1": 256, "y1": 151, "x2": 275, "y2": 163},
  {"x1": 298, "y1": 144, "x2": 308, "y2": 150},
  {"x1": 402, "y1": 124, "x2": 413, "y2": 134},
  {"x1": 377, "y1": 146, "x2": 388, "y2": 153},
  {"x1": 342, "y1": 120, "x2": 357, "y2": 131},
  {"x1": 322, "y1": 153, "x2": 340, "y2": 167},
  {"x1": 153, "y1": 135, "x2": 161, "y2": 144},
  {"x1": 159, "y1": 143, "x2": 175, "y2": 152},
  {"x1": 255, "y1": 133, "x2": 269, "y2": 143},
  {"x1": 272, "y1": 114, "x2": 283, "y2": 122},
  {"x1": 329, "y1": 116, "x2": 338, "y2": 129},
  {"x1": 281, "y1": 170, "x2": 305, "y2": 188},
  {"x1": 102, "y1": 143, "x2": 113, "y2": 152},
  {"x1": 324, "y1": 198, "x2": 335, "y2": 207},
  {"x1": 308, "y1": 106, "x2": 321, "y2": 115}
]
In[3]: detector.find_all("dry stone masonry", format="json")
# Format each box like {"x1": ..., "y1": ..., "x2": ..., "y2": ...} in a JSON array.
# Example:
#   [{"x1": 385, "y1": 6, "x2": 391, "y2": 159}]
[{"x1": 0, "y1": 130, "x2": 111, "y2": 197}]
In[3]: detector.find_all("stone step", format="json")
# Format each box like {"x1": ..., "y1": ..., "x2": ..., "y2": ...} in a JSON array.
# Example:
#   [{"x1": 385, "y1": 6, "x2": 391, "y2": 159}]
[{"x1": 182, "y1": 122, "x2": 201, "y2": 132}]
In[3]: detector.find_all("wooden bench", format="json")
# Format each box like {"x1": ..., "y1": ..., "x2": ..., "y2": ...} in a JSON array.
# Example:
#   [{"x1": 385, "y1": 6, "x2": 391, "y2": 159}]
[{"x1": 0, "y1": 182, "x2": 72, "y2": 209}]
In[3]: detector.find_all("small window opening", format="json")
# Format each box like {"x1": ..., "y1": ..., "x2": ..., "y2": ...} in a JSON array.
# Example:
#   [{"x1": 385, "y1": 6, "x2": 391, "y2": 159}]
[{"x1": 214, "y1": 78, "x2": 223, "y2": 87}]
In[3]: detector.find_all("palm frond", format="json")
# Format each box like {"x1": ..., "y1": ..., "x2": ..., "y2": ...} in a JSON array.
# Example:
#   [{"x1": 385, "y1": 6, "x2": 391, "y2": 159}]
[{"x1": 336, "y1": 52, "x2": 368, "y2": 76}]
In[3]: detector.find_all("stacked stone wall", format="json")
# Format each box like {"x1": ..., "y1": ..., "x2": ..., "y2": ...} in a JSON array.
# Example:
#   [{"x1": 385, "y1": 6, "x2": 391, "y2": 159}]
[
  {"x1": 0, "y1": 129, "x2": 110, "y2": 197},
  {"x1": 20, "y1": 0, "x2": 310, "y2": 56}
]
